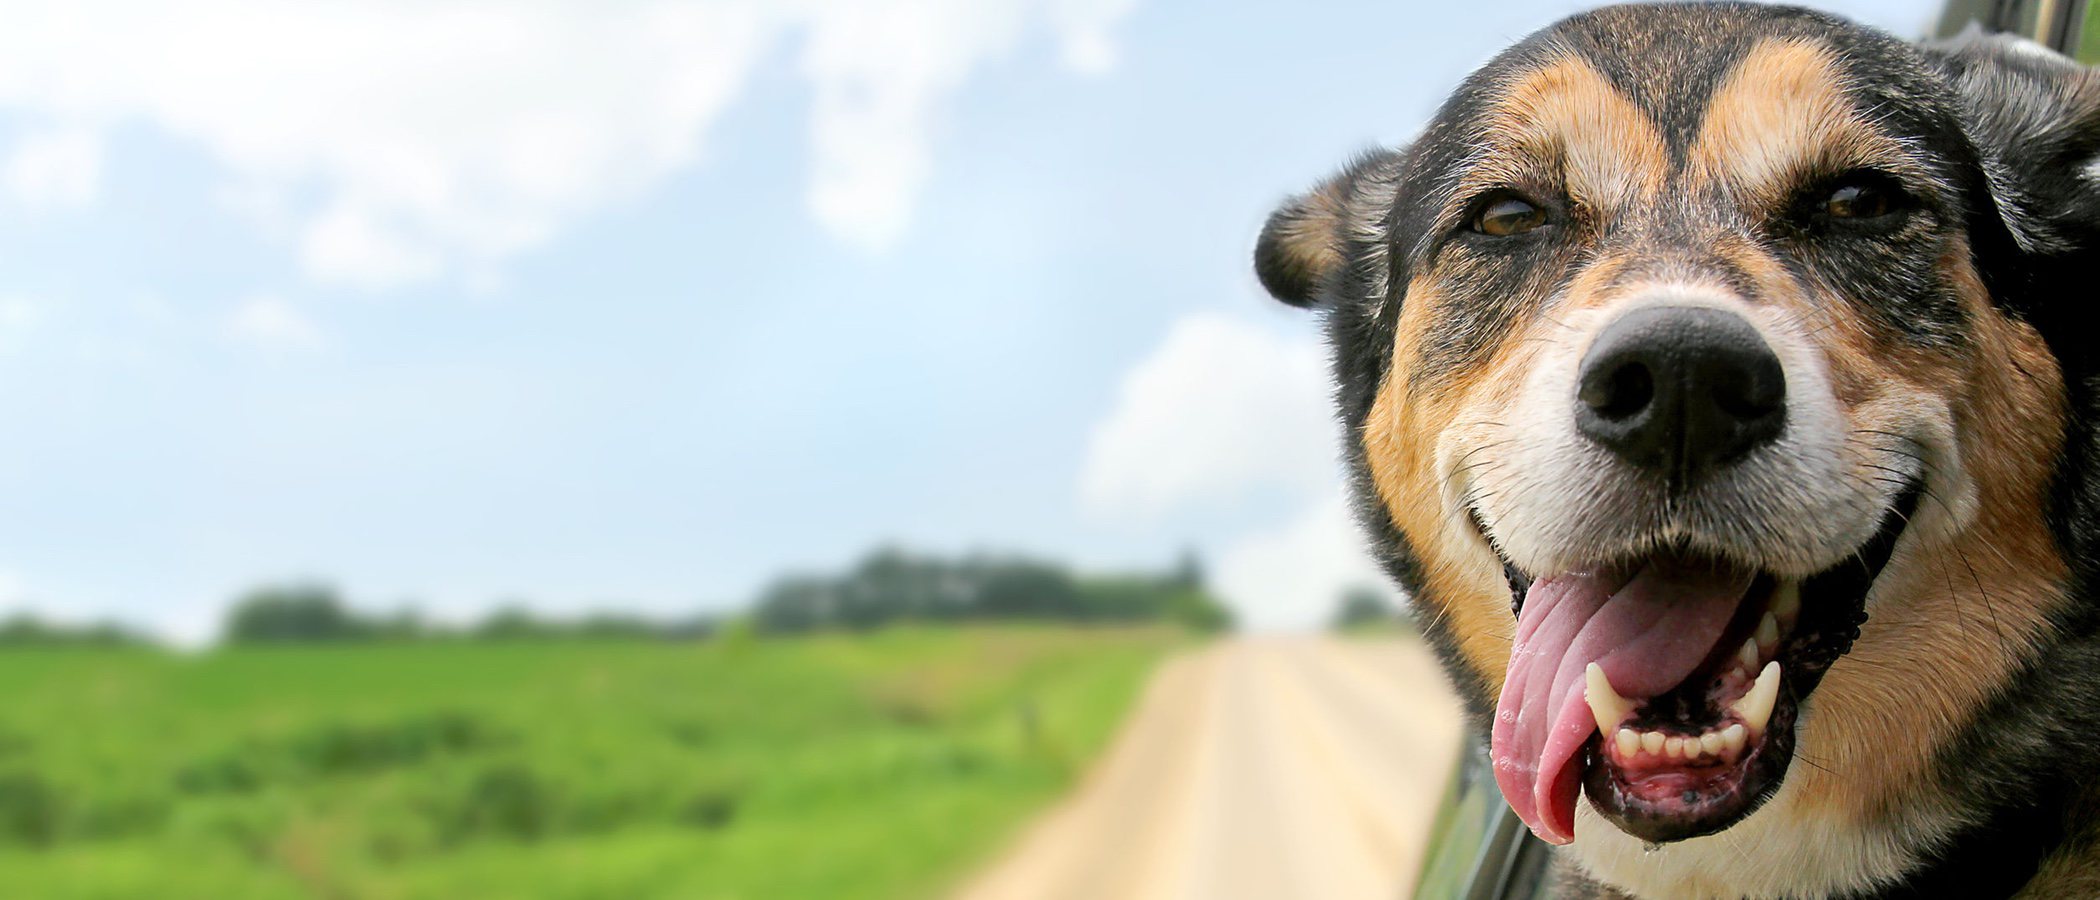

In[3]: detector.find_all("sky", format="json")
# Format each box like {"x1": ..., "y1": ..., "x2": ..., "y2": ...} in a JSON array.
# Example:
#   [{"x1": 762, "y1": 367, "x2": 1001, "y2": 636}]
[{"x1": 0, "y1": 0, "x2": 1937, "y2": 643}]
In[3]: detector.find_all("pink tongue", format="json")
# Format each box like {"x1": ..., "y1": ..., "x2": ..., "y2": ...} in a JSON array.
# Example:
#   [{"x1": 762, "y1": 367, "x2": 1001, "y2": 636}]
[{"x1": 1489, "y1": 558, "x2": 1753, "y2": 844}]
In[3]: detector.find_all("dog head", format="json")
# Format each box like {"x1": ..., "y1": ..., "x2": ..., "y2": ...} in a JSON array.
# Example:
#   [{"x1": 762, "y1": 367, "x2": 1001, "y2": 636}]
[{"x1": 1258, "y1": 4, "x2": 2098, "y2": 895}]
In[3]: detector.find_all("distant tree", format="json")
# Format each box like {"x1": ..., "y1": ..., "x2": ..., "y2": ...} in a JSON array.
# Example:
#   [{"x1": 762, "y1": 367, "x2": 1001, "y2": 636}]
[
  {"x1": 1073, "y1": 576, "x2": 1161, "y2": 622},
  {"x1": 751, "y1": 576, "x2": 838, "y2": 634},
  {"x1": 974, "y1": 561, "x2": 1081, "y2": 619},
  {"x1": 747, "y1": 548, "x2": 1233, "y2": 634},
  {"x1": 856, "y1": 549, "x2": 957, "y2": 625},
  {"x1": 572, "y1": 613, "x2": 661, "y2": 640},
  {"x1": 659, "y1": 615, "x2": 718, "y2": 640},
  {"x1": 1330, "y1": 585, "x2": 1402, "y2": 633},
  {"x1": 1161, "y1": 586, "x2": 1233, "y2": 634},
  {"x1": 1169, "y1": 549, "x2": 1205, "y2": 591},
  {"x1": 474, "y1": 606, "x2": 555, "y2": 640},
  {"x1": 369, "y1": 607, "x2": 437, "y2": 641},
  {"x1": 223, "y1": 584, "x2": 372, "y2": 643},
  {"x1": 0, "y1": 614, "x2": 147, "y2": 648}
]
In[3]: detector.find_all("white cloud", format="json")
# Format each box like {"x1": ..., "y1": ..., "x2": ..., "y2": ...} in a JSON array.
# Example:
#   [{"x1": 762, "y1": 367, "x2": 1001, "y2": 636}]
[
  {"x1": 2, "y1": 127, "x2": 102, "y2": 211},
  {"x1": 1082, "y1": 310, "x2": 1393, "y2": 630},
  {"x1": 227, "y1": 294, "x2": 324, "y2": 352},
  {"x1": 1213, "y1": 489, "x2": 1391, "y2": 631},
  {"x1": 1081, "y1": 311, "x2": 1335, "y2": 516},
  {"x1": 0, "y1": 0, "x2": 1131, "y2": 287},
  {"x1": 798, "y1": 0, "x2": 1133, "y2": 249}
]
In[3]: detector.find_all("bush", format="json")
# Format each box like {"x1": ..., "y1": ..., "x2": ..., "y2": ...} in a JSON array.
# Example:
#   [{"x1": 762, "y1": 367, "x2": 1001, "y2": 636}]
[
  {"x1": 0, "y1": 615, "x2": 146, "y2": 648},
  {"x1": 0, "y1": 771, "x2": 60, "y2": 846},
  {"x1": 1330, "y1": 585, "x2": 1408, "y2": 633},
  {"x1": 222, "y1": 584, "x2": 370, "y2": 643}
]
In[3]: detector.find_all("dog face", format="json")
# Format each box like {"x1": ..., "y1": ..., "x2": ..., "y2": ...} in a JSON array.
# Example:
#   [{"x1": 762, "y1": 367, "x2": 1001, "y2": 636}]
[{"x1": 1259, "y1": 5, "x2": 2095, "y2": 895}]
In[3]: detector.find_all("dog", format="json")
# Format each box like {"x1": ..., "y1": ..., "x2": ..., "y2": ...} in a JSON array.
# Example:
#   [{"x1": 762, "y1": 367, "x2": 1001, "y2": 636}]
[{"x1": 1254, "y1": 4, "x2": 2100, "y2": 897}]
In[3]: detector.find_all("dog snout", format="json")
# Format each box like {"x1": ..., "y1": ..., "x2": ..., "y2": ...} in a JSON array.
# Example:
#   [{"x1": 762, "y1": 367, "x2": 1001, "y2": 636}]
[{"x1": 1575, "y1": 306, "x2": 1786, "y2": 485}]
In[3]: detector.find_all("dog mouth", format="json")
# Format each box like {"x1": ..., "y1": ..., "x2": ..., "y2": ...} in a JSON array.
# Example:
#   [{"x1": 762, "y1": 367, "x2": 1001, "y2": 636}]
[{"x1": 1481, "y1": 483, "x2": 1920, "y2": 846}]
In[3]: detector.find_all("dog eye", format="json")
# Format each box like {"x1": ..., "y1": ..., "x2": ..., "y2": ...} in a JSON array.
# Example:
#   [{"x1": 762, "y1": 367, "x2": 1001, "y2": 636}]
[
  {"x1": 1826, "y1": 183, "x2": 1890, "y2": 219},
  {"x1": 1472, "y1": 196, "x2": 1548, "y2": 236},
  {"x1": 1819, "y1": 174, "x2": 1908, "y2": 222}
]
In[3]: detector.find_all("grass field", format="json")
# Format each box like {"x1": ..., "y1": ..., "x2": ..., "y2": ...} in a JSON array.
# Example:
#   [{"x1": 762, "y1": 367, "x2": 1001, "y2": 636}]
[{"x1": 0, "y1": 625, "x2": 1186, "y2": 899}]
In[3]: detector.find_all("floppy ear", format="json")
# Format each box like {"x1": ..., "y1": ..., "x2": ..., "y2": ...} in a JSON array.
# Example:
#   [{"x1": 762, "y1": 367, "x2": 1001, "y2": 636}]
[
  {"x1": 1254, "y1": 149, "x2": 1403, "y2": 308},
  {"x1": 1929, "y1": 29, "x2": 2100, "y2": 256}
]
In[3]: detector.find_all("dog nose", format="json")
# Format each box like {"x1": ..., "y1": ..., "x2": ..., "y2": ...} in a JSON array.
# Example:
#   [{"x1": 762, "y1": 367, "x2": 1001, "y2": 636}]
[{"x1": 1576, "y1": 306, "x2": 1785, "y2": 484}]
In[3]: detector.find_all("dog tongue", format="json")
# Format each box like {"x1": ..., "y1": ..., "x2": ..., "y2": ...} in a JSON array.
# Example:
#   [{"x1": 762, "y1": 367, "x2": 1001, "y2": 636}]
[{"x1": 1489, "y1": 557, "x2": 1753, "y2": 844}]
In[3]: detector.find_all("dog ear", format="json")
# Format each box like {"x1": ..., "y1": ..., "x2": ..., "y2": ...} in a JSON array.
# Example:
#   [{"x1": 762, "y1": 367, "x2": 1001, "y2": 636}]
[
  {"x1": 1254, "y1": 149, "x2": 1403, "y2": 309},
  {"x1": 1930, "y1": 29, "x2": 2100, "y2": 255}
]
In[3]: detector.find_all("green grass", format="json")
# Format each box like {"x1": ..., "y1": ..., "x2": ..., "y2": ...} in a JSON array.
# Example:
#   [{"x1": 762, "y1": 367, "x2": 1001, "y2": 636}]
[{"x1": 0, "y1": 625, "x2": 1186, "y2": 899}]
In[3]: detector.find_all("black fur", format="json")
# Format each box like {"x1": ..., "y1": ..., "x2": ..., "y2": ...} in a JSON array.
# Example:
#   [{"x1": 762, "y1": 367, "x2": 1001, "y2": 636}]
[{"x1": 1256, "y1": 5, "x2": 2100, "y2": 896}]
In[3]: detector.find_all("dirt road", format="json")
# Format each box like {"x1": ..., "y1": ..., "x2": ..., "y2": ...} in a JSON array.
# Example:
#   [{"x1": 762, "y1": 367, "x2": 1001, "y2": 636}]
[{"x1": 955, "y1": 636, "x2": 1466, "y2": 900}]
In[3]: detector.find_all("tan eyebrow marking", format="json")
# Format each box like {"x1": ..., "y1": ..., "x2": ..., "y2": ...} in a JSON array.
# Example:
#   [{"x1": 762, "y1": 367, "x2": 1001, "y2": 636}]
[
  {"x1": 1455, "y1": 51, "x2": 1668, "y2": 228},
  {"x1": 1690, "y1": 38, "x2": 1916, "y2": 210}
]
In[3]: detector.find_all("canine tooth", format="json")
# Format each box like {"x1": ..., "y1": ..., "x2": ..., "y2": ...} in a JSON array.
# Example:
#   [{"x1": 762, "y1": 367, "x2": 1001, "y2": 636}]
[
  {"x1": 1731, "y1": 661, "x2": 1783, "y2": 735},
  {"x1": 1617, "y1": 728, "x2": 1640, "y2": 757},
  {"x1": 1737, "y1": 638, "x2": 1760, "y2": 672},
  {"x1": 1584, "y1": 663, "x2": 1635, "y2": 734},
  {"x1": 1722, "y1": 723, "x2": 1747, "y2": 755},
  {"x1": 1756, "y1": 613, "x2": 1780, "y2": 651},
  {"x1": 1772, "y1": 580, "x2": 1801, "y2": 623},
  {"x1": 1641, "y1": 731, "x2": 1665, "y2": 754},
  {"x1": 1701, "y1": 732, "x2": 1724, "y2": 757}
]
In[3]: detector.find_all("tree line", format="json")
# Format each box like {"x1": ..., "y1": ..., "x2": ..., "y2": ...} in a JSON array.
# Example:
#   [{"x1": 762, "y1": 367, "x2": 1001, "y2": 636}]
[
  {"x1": 206, "y1": 547, "x2": 1231, "y2": 644},
  {"x1": 1, "y1": 548, "x2": 1430, "y2": 647},
  {"x1": 215, "y1": 584, "x2": 719, "y2": 644},
  {"x1": 749, "y1": 548, "x2": 1230, "y2": 634}
]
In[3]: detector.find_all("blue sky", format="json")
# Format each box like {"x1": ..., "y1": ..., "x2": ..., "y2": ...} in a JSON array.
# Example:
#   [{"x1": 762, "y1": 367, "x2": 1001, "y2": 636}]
[{"x1": 0, "y1": 0, "x2": 1934, "y2": 641}]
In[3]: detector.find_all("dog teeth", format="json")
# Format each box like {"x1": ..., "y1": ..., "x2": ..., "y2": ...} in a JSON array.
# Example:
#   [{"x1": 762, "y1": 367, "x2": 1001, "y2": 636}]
[
  {"x1": 1737, "y1": 638, "x2": 1760, "y2": 672},
  {"x1": 1772, "y1": 580, "x2": 1801, "y2": 625},
  {"x1": 1730, "y1": 661, "x2": 1782, "y2": 736},
  {"x1": 1755, "y1": 612, "x2": 1780, "y2": 654},
  {"x1": 1609, "y1": 725, "x2": 1747, "y2": 763},
  {"x1": 1721, "y1": 723, "x2": 1747, "y2": 755},
  {"x1": 1584, "y1": 662, "x2": 1636, "y2": 733}
]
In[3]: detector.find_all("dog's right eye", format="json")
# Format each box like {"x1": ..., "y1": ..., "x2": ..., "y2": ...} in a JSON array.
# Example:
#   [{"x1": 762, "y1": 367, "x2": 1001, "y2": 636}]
[
  {"x1": 1794, "y1": 170, "x2": 1914, "y2": 232},
  {"x1": 1471, "y1": 195, "x2": 1548, "y2": 236}
]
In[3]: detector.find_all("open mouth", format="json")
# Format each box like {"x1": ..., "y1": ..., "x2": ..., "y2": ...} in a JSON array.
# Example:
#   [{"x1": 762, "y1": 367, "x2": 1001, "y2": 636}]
[{"x1": 1482, "y1": 484, "x2": 1920, "y2": 846}]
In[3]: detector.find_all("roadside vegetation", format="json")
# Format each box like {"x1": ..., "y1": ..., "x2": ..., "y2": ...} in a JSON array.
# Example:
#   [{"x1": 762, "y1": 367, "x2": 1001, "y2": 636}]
[
  {"x1": 1329, "y1": 584, "x2": 1417, "y2": 637},
  {"x1": 0, "y1": 626, "x2": 1184, "y2": 898},
  {"x1": 0, "y1": 548, "x2": 1217, "y2": 898}
]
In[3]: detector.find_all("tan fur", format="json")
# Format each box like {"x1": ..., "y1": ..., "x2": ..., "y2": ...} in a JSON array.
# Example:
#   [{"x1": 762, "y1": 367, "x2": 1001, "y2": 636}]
[
  {"x1": 1364, "y1": 280, "x2": 1516, "y2": 682},
  {"x1": 1462, "y1": 52, "x2": 1669, "y2": 234},
  {"x1": 1364, "y1": 54, "x2": 1669, "y2": 692},
  {"x1": 1783, "y1": 247, "x2": 2066, "y2": 825},
  {"x1": 1271, "y1": 177, "x2": 1352, "y2": 292},
  {"x1": 1691, "y1": 39, "x2": 1922, "y2": 210}
]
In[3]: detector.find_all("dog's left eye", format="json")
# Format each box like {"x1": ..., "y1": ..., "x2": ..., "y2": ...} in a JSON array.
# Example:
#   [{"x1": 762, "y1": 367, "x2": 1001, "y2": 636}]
[
  {"x1": 1827, "y1": 183, "x2": 1892, "y2": 219},
  {"x1": 1472, "y1": 195, "x2": 1548, "y2": 236},
  {"x1": 1818, "y1": 174, "x2": 1909, "y2": 222}
]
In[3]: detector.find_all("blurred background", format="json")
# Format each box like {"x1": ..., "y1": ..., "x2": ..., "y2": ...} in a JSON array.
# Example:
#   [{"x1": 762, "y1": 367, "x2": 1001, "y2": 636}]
[{"x1": 0, "y1": 1, "x2": 1948, "y2": 897}]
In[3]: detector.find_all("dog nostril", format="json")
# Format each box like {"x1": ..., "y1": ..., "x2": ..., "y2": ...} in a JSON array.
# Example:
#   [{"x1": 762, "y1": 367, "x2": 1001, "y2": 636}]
[
  {"x1": 1574, "y1": 305, "x2": 1786, "y2": 486},
  {"x1": 1583, "y1": 361, "x2": 1654, "y2": 421},
  {"x1": 1712, "y1": 368, "x2": 1783, "y2": 421}
]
